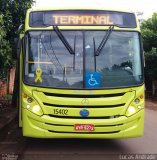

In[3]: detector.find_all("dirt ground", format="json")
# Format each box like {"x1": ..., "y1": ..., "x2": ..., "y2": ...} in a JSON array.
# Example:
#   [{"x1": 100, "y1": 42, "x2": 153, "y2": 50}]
[{"x1": 146, "y1": 98, "x2": 157, "y2": 110}]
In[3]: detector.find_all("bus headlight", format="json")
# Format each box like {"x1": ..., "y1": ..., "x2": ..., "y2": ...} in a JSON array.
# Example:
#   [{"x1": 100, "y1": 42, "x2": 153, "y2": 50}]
[
  {"x1": 25, "y1": 104, "x2": 43, "y2": 116},
  {"x1": 126, "y1": 95, "x2": 144, "y2": 117},
  {"x1": 30, "y1": 105, "x2": 43, "y2": 116},
  {"x1": 32, "y1": 105, "x2": 41, "y2": 113},
  {"x1": 126, "y1": 106, "x2": 137, "y2": 117},
  {"x1": 23, "y1": 93, "x2": 44, "y2": 116}
]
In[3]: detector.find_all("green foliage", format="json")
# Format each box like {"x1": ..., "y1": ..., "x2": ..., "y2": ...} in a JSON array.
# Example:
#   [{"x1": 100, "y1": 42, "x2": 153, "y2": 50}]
[
  {"x1": 0, "y1": 14, "x2": 11, "y2": 79},
  {"x1": 0, "y1": 0, "x2": 35, "y2": 41},
  {"x1": 2, "y1": 94, "x2": 12, "y2": 101},
  {"x1": 141, "y1": 13, "x2": 157, "y2": 91},
  {"x1": 145, "y1": 48, "x2": 157, "y2": 80},
  {"x1": 0, "y1": 0, "x2": 34, "y2": 78},
  {"x1": 141, "y1": 13, "x2": 157, "y2": 52}
]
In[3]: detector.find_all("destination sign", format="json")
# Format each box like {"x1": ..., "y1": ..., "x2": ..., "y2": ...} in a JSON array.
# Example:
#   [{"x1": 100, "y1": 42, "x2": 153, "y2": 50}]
[
  {"x1": 51, "y1": 15, "x2": 114, "y2": 25},
  {"x1": 29, "y1": 10, "x2": 136, "y2": 27}
]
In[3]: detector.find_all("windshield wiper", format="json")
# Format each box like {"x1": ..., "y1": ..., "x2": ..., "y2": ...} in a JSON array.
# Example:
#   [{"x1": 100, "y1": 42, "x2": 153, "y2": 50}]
[
  {"x1": 95, "y1": 26, "x2": 114, "y2": 56},
  {"x1": 53, "y1": 25, "x2": 75, "y2": 55}
]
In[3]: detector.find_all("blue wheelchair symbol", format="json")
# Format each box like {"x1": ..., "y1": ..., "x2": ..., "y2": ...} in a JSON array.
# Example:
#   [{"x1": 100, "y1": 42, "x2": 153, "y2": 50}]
[{"x1": 85, "y1": 73, "x2": 100, "y2": 88}]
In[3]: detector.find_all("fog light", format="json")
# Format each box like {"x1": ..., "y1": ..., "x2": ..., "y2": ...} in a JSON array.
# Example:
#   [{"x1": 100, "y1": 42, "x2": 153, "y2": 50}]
[
  {"x1": 32, "y1": 105, "x2": 40, "y2": 113},
  {"x1": 26, "y1": 105, "x2": 30, "y2": 109},
  {"x1": 138, "y1": 106, "x2": 142, "y2": 110}
]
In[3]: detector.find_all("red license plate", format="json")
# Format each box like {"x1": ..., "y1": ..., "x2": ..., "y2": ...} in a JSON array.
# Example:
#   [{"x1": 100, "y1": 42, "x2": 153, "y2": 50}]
[{"x1": 74, "y1": 124, "x2": 95, "y2": 131}]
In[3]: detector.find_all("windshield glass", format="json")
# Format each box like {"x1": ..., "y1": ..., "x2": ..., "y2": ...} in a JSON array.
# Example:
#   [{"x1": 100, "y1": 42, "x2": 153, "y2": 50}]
[{"x1": 24, "y1": 30, "x2": 143, "y2": 89}]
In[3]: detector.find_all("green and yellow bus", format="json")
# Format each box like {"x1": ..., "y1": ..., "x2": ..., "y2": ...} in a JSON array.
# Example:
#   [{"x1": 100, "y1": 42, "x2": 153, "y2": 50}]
[{"x1": 14, "y1": 7, "x2": 145, "y2": 138}]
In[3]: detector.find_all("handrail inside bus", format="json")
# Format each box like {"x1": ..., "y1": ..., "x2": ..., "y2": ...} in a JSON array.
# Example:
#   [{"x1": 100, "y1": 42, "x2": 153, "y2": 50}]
[{"x1": 26, "y1": 61, "x2": 53, "y2": 64}]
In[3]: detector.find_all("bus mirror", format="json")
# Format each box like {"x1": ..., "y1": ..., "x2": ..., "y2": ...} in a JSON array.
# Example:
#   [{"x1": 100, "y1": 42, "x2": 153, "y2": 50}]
[{"x1": 12, "y1": 37, "x2": 21, "y2": 59}]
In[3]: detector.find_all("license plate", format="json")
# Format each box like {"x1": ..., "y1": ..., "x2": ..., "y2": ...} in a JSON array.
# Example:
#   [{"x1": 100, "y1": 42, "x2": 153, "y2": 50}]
[{"x1": 74, "y1": 124, "x2": 95, "y2": 131}]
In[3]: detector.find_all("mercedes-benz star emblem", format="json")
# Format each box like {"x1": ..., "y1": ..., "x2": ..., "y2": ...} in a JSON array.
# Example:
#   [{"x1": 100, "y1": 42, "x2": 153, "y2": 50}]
[{"x1": 81, "y1": 98, "x2": 89, "y2": 105}]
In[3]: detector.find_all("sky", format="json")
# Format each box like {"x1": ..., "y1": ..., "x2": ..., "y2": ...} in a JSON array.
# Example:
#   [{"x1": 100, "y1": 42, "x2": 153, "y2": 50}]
[{"x1": 34, "y1": 0, "x2": 156, "y2": 19}]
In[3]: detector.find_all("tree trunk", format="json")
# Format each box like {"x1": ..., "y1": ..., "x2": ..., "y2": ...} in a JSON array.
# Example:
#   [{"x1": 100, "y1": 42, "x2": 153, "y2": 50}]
[
  {"x1": 6, "y1": 68, "x2": 10, "y2": 94},
  {"x1": 12, "y1": 62, "x2": 19, "y2": 107}
]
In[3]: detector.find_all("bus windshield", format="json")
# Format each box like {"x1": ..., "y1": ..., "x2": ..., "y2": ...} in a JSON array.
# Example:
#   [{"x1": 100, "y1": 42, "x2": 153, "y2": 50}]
[{"x1": 24, "y1": 30, "x2": 143, "y2": 89}]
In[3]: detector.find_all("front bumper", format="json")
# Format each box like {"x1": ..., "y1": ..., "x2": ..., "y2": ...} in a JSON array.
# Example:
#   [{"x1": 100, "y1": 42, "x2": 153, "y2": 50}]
[{"x1": 22, "y1": 108, "x2": 144, "y2": 139}]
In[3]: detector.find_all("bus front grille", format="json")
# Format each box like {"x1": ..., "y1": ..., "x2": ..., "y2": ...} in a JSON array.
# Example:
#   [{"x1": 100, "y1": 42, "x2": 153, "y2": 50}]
[
  {"x1": 47, "y1": 114, "x2": 121, "y2": 119},
  {"x1": 43, "y1": 92, "x2": 126, "y2": 98},
  {"x1": 43, "y1": 102, "x2": 125, "y2": 108}
]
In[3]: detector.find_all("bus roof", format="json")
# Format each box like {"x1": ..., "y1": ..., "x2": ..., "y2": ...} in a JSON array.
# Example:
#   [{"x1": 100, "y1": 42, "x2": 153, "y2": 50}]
[{"x1": 29, "y1": 7, "x2": 135, "y2": 15}]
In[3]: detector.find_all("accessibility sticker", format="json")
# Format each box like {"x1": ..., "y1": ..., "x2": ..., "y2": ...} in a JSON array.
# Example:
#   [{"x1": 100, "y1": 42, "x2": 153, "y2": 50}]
[{"x1": 85, "y1": 72, "x2": 100, "y2": 88}]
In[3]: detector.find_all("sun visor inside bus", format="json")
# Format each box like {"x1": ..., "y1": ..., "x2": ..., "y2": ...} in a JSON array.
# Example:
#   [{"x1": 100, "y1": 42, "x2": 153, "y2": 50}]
[{"x1": 29, "y1": 10, "x2": 137, "y2": 28}]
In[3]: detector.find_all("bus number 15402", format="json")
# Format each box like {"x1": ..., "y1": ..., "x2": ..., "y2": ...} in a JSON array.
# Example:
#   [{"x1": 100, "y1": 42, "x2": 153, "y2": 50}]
[{"x1": 54, "y1": 109, "x2": 68, "y2": 115}]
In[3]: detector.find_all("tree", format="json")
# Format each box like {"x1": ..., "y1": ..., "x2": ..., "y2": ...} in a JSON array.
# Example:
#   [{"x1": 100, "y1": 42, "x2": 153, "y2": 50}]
[
  {"x1": 0, "y1": 14, "x2": 11, "y2": 79},
  {"x1": 0, "y1": 0, "x2": 35, "y2": 42},
  {"x1": 144, "y1": 48, "x2": 157, "y2": 96},
  {"x1": 0, "y1": 0, "x2": 34, "y2": 93},
  {"x1": 141, "y1": 13, "x2": 157, "y2": 96}
]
